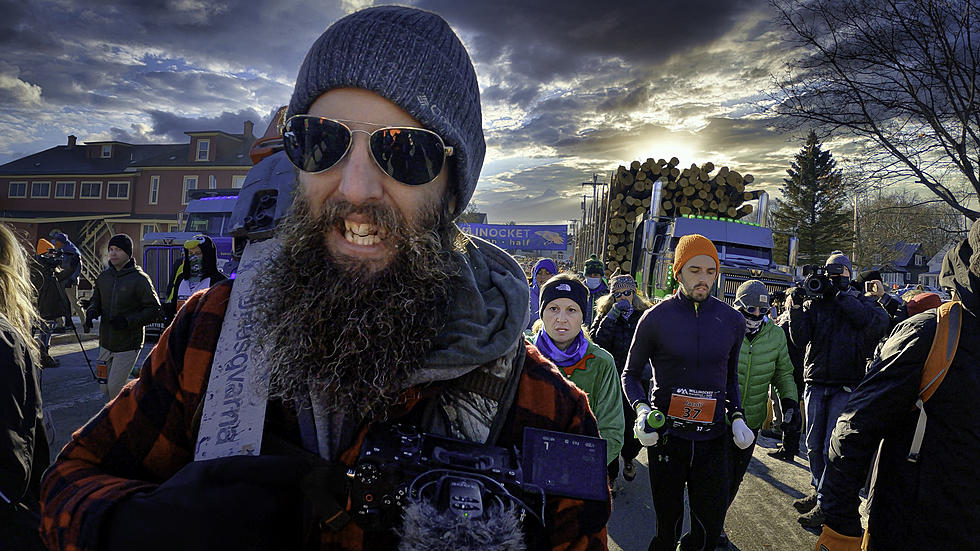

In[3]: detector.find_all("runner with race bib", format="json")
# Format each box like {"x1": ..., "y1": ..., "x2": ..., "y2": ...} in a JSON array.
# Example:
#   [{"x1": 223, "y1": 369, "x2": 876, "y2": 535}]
[{"x1": 622, "y1": 234, "x2": 754, "y2": 551}]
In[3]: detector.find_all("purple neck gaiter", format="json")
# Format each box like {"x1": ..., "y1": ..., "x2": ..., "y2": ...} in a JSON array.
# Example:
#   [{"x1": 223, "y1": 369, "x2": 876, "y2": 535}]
[{"x1": 534, "y1": 330, "x2": 589, "y2": 367}]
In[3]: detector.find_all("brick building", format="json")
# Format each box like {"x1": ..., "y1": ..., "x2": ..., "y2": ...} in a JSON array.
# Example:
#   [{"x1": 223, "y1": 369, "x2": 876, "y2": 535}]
[{"x1": 0, "y1": 122, "x2": 255, "y2": 286}]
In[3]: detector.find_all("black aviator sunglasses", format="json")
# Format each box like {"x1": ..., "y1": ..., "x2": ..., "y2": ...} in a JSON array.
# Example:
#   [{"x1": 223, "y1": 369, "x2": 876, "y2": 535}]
[{"x1": 282, "y1": 115, "x2": 454, "y2": 186}]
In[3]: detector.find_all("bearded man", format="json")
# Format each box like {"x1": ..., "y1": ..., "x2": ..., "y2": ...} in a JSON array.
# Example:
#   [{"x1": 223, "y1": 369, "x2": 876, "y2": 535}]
[
  {"x1": 39, "y1": 7, "x2": 609, "y2": 551},
  {"x1": 621, "y1": 234, "x2": 752, "y2": 551}
]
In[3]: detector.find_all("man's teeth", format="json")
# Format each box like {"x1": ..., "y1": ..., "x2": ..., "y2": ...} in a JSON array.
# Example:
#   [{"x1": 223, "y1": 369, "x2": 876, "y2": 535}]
[
  {"x1": 344, "y1": 229, "x2": 381, "y2": 245},
  {"x1": 343, "y1": 221, "x2": 382, "y2": 245}
]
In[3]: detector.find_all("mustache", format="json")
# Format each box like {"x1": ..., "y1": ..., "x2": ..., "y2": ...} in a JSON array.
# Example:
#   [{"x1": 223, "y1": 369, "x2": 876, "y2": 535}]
[{"x1": 317, "y1": 198, "x2": 404, "y2": 234}]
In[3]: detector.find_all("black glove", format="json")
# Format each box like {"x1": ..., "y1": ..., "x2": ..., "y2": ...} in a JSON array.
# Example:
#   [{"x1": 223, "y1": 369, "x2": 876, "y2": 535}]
[
  {"x1": 779, "y1": 398, "x2": 802, "y2": 433},
  {"x1": 108, "y1": 316, "x2": 128, "y2": 330},
  {"x1": 83, "y1": 311, "x2": 96, "y2": 332},
  {"x1": 104, "y1": 455, "x2": 310, "y2": 551}
]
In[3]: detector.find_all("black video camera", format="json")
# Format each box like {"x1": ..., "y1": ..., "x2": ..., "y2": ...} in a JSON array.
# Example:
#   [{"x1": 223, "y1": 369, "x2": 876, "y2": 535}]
[
  {"x1": 348, "y1": 423, "x2": 607, "y2": 533},
  {"x1": 37, "y1": 249, "x2": 64, "y2": 271},
  {"x1": 800, "y1": 263, "x2": 845, "y2": 298}
]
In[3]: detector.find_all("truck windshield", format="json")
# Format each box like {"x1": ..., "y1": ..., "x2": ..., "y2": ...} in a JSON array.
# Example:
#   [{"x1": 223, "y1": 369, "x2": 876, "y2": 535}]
[
  {"x1": 185, "y1": 213, "x2": 229, "y2": 235},
  {"x1": 722, "y1": 243, "x2": 771, "y2": 265}
]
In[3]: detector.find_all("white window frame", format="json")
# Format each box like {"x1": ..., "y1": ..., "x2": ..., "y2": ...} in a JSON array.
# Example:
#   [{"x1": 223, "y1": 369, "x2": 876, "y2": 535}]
[
  {"x1": 54, "y1": 180, "x2": 75, "y2": 198},
  {"x1": 100, "y1": 144, "x2": 112, "y2": 158},
  {"x1": 142, "y1": 224, "x2": 157, "y2": 237},
  {"x1": 182, "y1": 175, "x2": 198, "y2": 205},
  {"x1": 232, "y1": 174, "x2": 246, "y2": 188},
  {"x1": 80, "y1": 181, "x2": 102, "y2": 199},
  {"x1": 149, "y1": 175, "x2": 159, "y2": 205},
  {"x1": 107, "y1": 180, "x2": 130, "y2": 200},
  {"x1": 8, "y1": 181, "x2": 27, "y2": 198},
  {"x1": 208, "y1": 174, "x2": 217, "y2": 189},
  {"x1": 30, "y1": 181, "x2": 51, "y2": 198},
  {"x1": 196, "y1": 139, "x2": 210, "y2": 161}
]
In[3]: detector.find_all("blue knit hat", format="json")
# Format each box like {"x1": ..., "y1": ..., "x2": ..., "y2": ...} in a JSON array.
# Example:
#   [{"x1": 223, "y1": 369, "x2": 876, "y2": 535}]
[
  {"x1": 825, "y1": 251, "x2": 852, "y2": 274},
  {"x1": 287, "y1": 6, "x2": 485, "y2": 219}
]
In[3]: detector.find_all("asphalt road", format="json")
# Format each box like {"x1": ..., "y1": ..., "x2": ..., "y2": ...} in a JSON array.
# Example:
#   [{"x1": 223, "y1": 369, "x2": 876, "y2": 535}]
[{"x1": 42, "y1": 334, "x2": 824, "y2": 551}]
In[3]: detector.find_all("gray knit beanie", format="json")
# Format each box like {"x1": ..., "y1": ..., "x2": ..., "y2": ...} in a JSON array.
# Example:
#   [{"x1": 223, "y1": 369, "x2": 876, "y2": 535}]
[
  {"x1": 735, "y1": 279, "x2": 769, "y2": 309},
  {"x1": 287, "y1": 6, "x2": 485, "y2": 219},
  {"x1": 825, "y1": 251, "x2": 852, "y2": 274}
]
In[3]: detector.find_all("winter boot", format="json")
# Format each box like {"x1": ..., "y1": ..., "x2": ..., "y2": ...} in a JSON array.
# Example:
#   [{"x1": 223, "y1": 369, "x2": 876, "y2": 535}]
[
  {"x1": 767, "y1": 446, "x2": 796, "y2": 461},
  {"x1": 798, "y1": 505, "x2": 825, "y2": 529},
  {"x1": 793, "y1": 492, "x2": 818, "y2": 513}
]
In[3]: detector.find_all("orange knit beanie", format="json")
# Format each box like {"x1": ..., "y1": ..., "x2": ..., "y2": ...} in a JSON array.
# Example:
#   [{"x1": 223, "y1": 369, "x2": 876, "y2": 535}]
[{"x1": 673, "y1": 234, "x2": 719, "y2": 276}]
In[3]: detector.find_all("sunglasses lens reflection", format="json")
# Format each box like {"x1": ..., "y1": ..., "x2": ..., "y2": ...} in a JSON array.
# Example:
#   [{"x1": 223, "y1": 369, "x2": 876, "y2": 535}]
[
  {"x1": 370, "y1": 128, "x2": 446, "y2": 185},
  {"x1": 283, "y1": 117, "x2": 352, "y2": 173}
]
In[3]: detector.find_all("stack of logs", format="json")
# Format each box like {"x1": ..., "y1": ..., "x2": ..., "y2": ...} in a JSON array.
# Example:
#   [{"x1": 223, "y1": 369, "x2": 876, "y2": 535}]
[{"x1": 604, "y1": 157, "x2": 764, "y2": 275}]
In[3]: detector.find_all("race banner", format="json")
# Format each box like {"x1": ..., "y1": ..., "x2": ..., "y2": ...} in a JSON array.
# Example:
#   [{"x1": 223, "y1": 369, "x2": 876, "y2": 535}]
[{"x1": 458, "y1": 223, "x2": 568, "y2": 251}]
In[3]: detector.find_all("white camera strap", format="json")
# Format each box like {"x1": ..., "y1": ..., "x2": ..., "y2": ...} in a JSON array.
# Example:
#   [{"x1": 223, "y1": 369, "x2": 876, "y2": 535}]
[{"x1": 194, "y1": 238, "x2": 279, "y2": 461}]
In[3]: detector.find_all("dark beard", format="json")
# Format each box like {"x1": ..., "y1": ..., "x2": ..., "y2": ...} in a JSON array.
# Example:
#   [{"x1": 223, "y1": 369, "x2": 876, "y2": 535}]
[{"x1": 255, "y1": 194, "x2": 460, "y2": 416}]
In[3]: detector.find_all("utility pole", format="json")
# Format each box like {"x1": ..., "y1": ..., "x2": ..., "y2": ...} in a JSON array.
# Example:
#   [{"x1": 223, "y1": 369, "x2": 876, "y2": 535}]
[
  {"x1": 582, "y1": 173, "x2": 605, "y2": 266},
  {"x1": 579, "y1": 194, "x2": 587, "y2": 270},
  {"x1": 852, "y1": 192, "x2": 859, "y2": 268}
]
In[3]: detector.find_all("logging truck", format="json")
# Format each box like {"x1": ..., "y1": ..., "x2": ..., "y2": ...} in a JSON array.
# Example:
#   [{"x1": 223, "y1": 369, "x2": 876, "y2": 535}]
[
  {"x1": 631, "y1": 180, "x2": 798, "y2": 304},
  {"x1": 597, "y1": 157, "x2": 799, "y2": 304}
]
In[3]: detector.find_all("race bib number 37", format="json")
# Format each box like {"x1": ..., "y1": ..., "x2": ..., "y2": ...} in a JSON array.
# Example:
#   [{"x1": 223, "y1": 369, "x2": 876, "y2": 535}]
[{"x1": 667, "y1": 393, "x2": 717, "y2": 424}]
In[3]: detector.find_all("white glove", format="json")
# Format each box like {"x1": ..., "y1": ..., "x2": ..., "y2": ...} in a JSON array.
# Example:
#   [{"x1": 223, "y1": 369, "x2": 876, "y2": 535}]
[
  {"x1": 732, "y1": 417, "x2": 755, "y2": 450},
  {"x1": 633, "y1": 404, "x2": 660, "y2": 447}
]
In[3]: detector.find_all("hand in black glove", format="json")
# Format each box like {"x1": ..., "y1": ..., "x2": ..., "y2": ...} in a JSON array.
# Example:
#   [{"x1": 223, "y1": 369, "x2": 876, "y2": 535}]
[
  {"x1": 83, "y1": 311, "x2": 96, "y2": 333},
  {"x1": 104, "y1": 455, "x2": 311, "y2": 551},
  {"x1": 779, "y1": 398, "x2": 802, "y2": 433},
  {"x1": 108, "y1": 316, "x2": 128, "y2": 330}
]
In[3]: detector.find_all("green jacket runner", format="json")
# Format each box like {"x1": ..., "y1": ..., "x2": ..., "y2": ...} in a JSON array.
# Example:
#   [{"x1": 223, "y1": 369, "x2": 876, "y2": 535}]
[{"x1": 736, "y1": 320, "x2": 798, "y2": 430}]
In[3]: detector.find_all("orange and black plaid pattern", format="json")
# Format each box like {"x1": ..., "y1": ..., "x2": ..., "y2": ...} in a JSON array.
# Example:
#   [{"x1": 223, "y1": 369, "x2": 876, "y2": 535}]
[{"x1": 40, "y1": 281, "x2": 610, "y2": 551}]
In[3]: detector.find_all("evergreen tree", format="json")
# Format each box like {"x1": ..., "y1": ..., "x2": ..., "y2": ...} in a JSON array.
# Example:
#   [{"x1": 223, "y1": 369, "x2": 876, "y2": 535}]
[{"x1": 772, "y1": 131, "x2": 853, "y2": 264}]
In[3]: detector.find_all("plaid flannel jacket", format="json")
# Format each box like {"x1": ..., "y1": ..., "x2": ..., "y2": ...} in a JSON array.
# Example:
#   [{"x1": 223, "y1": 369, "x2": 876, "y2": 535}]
[{"x1": 40, "y1": 280, "x2": 610, "y2": 551}]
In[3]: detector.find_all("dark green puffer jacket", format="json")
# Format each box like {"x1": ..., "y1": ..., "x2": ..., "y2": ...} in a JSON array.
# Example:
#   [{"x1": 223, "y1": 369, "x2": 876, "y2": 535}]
[
  {"x1": 87, "y1": 259, "x2": 161, "y2": 352},
  {"x1": 736, "y1": 320, "x2": 798, "y2": 429}
]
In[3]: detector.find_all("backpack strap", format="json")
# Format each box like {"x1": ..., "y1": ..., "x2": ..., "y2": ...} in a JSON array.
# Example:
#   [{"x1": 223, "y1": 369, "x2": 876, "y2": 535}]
[{"x1": 908, "y1": 301, "x2": 962, "y2": 462}]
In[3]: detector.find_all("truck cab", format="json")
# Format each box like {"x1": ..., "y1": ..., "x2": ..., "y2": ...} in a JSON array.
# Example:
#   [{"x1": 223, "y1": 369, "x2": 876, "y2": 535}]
[
  {"x1": 633, "y1": 183, "x2": 797, "y2": 304},
  {"x1": 141, "y1": 190, "x2": 239, "y2": 337}
]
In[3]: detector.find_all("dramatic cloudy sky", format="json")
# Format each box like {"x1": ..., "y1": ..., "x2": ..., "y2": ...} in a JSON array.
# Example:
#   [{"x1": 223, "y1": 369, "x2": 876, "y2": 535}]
[{"x1": 0, "y1": 0, "x2": 835, "y2": 224}]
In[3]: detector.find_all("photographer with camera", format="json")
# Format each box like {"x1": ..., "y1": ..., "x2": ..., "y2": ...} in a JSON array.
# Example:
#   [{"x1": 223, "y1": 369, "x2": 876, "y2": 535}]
[
  {"x1": 40, "y1": 8, "x2": 610, "y2": 551},
  {"x1": 82, "y1": 234, "x2": 161, "y2": 399},
  {"x1": 785, "y1": 252, "x2": 889, "y2": 528},
  {"x1": 32, "y1": 238, "x2": 71, "y2": 368},
  {"x1": 49, "y1": 231, "x2": 86, "y2": 330},
  {"x1": 853, "y1": 269, "x2": 904, "y2": 334}
]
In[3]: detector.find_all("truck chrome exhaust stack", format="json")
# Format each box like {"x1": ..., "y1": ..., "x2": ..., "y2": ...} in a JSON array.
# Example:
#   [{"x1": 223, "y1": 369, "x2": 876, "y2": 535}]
[
  {"x1": 757, "y1": 191, "x2": 769, "y2": 226},
  {"x1": 650, "y1": 179, "x2": 664, "y2": 218}
]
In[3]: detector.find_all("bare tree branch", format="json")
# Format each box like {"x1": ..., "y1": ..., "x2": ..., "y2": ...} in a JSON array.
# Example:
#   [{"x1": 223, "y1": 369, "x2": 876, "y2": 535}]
[{"x1": 769, "y1": 0, "x2": 980, "y2": 221}]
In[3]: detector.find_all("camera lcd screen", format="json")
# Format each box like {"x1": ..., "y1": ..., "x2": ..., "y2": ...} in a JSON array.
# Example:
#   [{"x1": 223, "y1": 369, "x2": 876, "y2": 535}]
[{"x1": 521, "y1": 427, "x2": 608, "y2": 501}]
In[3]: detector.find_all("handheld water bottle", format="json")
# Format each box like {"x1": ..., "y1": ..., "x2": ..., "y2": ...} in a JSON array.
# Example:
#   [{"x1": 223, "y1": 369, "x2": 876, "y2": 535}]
[{"x1": 643, "y1": 408, "x2": 666, "y2": 433}]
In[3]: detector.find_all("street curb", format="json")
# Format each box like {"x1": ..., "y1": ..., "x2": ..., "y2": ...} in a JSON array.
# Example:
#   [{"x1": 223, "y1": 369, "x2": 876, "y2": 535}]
[{"x1": 50, "y1": 321, "x2": 100, "y2": 346}]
